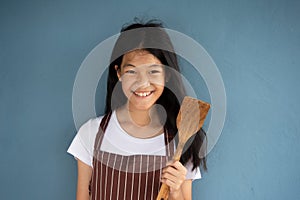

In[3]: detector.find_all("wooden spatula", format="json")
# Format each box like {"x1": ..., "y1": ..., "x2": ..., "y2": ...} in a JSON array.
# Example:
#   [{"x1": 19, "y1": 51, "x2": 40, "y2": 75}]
[{"x1": 156, "y1": 96, "x2": 210, "y2": 200}]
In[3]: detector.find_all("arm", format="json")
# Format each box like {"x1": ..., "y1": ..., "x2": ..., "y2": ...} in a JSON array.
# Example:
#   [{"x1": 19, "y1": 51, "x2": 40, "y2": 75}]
[
  {"x1": 76, "y1": 159, "x2": 93, "y2": 200},
  {"x1": 161, "y1": 161, "x2": 192, "y2": 200}
]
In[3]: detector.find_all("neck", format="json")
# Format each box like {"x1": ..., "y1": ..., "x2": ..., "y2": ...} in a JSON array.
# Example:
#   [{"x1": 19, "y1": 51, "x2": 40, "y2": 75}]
[
  {"x1": 116, "y1": 103, "x2": 165, "y2": 138},
  {"x1": 127, "y1": 105, "x2": 152, "y2": 127}
]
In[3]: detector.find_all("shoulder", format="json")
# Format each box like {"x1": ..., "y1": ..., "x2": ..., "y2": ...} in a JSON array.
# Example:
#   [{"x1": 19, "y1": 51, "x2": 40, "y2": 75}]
[
  {"x1": 78, "y1": 115, "x2": 104, "y2": 134},
  {"x1": 67, "y1": 114, "x2": 106, "y2": 166},
  {"x1": 75, "y1": 114, "x2": 106, "y2": 147}
]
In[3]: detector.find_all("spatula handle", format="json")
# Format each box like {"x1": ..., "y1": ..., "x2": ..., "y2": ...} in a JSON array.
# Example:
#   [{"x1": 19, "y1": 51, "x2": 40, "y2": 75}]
[
  {"x1": 156, "y1": 183, "x2": 170, "y2": 200},
  {"x1": 156, "y1": 158, "x2": 181, "y2": 200},
  {"x1": 156, "y1": 143, "x2": 184, "y2": 200}
]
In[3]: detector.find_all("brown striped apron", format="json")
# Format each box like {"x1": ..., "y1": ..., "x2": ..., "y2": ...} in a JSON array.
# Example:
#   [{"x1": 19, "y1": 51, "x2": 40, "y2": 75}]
[{"x1": 89, "y1": 112, "x2": 174, "y2": 200}]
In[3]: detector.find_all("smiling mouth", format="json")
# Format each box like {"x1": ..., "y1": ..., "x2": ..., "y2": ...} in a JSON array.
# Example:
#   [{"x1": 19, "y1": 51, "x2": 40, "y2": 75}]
[{"x1": 133, "y1": 91, "x2": 153, "y2": 97}]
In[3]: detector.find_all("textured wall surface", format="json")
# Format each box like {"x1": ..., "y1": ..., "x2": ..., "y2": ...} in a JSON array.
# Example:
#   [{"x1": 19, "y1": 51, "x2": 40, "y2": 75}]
[{"x1": 1, "y1": 0, "x2": 299, "y2": 199}]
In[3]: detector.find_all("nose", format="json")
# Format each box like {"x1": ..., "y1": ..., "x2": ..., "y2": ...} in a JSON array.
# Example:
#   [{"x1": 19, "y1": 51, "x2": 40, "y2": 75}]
[{"x1": 136, "y1": 72, "x2": 150, "y2": 88}]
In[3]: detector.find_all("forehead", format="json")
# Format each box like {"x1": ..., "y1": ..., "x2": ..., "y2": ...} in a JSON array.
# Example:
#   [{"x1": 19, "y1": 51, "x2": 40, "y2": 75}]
[{"x1": 121, "y1": 50, "x2": 162, "y2": 66}]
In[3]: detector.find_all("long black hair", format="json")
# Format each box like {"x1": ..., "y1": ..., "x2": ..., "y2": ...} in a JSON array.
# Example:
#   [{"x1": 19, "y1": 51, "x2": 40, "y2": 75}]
[{"x1": 104, "y1": 19, "x2": 207, "y2": 171}]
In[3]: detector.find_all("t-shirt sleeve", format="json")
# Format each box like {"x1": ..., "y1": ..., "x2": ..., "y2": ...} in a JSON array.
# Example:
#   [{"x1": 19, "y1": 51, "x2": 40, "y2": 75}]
[
  {"x1": 67, "y1": 119, "x2": 95, "y2": 167},
  {"x1": 184, "y1": 159, "x2": 202, "y2": 180}
]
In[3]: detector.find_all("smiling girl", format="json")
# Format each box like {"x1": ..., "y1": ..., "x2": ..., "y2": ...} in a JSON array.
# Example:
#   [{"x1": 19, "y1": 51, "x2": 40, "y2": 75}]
[{"x1": 68, "y1": 19, "x2": 207, "y2": 200}]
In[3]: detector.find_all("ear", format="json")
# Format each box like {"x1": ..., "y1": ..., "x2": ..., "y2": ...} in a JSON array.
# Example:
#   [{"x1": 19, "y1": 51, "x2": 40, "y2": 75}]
[
  {"x1": 115, "y1": 65, "x2": 122, "y2": 81},
  {"x1": 165, "y1": 71, "x2": 171, "y2": 83}
]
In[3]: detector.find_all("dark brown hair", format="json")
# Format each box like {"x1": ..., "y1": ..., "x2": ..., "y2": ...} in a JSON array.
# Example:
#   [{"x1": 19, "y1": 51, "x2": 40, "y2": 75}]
[{"x1": 105, "y1": 19, "x2": 207, "y2": 171}]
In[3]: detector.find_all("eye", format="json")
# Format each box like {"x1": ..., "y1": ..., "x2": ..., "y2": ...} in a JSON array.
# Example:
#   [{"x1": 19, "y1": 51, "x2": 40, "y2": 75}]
[
  {"x1": 149, "y1": 70, "x2": 162, "y2": 74},
  {"x1": 125, "y1": 69, "x2": 137, "y2": 74}
]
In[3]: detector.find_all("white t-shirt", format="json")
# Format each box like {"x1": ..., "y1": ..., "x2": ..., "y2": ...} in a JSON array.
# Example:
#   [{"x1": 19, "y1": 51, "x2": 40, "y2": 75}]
[{"x1": 67, "y1": 111, "x2": 201, "y2": 180}]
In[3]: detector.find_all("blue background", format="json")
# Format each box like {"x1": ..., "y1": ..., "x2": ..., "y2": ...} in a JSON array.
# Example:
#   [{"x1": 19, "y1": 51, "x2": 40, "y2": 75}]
[{"x1": 1, "y1": 0, "x2": 299, "y2": 199}]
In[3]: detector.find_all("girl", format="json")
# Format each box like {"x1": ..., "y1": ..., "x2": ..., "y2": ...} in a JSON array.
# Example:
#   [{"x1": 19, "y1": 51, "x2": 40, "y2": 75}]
[{"x1": 68, "y1": 19, "x2": 207, "y2": 200}]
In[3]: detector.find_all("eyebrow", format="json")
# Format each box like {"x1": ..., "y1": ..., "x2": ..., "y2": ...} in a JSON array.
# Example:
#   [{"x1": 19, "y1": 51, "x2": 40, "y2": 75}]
[
  {"x1": 122, "y1": 64, "x2": 136, "y2": 68},
  {"x1": 122, "y1": 63, "x2": 164, "y2": 68}
]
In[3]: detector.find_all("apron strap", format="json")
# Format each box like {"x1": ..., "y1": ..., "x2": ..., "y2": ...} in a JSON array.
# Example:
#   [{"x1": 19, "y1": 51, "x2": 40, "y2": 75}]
[
  {"x1": 164, "y1": 128, "x2": 175, "y2": 157},
  {"x1": 93, "y1": 111, "x2": 112, "y2": 150}
]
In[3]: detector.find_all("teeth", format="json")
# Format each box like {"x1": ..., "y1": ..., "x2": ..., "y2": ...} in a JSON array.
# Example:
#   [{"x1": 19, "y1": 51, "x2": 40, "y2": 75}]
[{"x1": 134, "y1": 91, "x2": 151, "y2": 97}]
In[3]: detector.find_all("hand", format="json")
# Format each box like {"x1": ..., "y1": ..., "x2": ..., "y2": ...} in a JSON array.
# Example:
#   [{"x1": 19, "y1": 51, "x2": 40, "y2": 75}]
[{"x1": 161, "y1": 161, "x2": 187, "y2": 194}]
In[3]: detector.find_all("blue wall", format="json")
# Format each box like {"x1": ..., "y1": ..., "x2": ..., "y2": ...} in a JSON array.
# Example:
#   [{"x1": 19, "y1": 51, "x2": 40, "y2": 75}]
[{"x1": 1, "y1": 0, "x2": 299, "y2": 199}]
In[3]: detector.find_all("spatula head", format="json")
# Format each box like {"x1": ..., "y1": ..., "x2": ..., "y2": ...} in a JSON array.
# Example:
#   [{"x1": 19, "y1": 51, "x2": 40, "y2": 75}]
[{"x1": 176, "y1": 96, "x2": 210, "y2": 143}]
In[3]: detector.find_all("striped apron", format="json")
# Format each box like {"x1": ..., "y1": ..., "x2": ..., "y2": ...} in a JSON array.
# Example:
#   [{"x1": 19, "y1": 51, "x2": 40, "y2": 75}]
[{"x1": 89, "y1": 112, "x2": 174, "y2": 200}]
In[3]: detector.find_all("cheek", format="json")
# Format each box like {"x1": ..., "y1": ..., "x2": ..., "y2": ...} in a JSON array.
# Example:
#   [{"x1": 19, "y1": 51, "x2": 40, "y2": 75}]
[
  {"x1": 150, "y1": 74, "x2": 166, "y2": 86},
  {"x1": 156, "y1": 85, "x2": 165, "y2": 95},
  {"x1": 120, "y1": 79, "x2": 134, "y2": 95},
  {"x1": 152, "y1": 79, "x2": 165, "y2": 91}
]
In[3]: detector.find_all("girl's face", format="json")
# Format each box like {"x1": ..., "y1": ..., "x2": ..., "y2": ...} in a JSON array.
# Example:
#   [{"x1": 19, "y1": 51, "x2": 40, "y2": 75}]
[{"x1": 116, "y1": 50, "x2": 165, "y2": 111}]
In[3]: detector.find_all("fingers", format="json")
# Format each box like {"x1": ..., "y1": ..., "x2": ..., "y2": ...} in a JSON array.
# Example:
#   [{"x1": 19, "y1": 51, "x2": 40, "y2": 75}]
[{"x1": 161, "y1": 161, "x2": 187, "y2": 191}]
